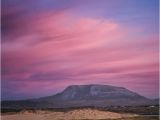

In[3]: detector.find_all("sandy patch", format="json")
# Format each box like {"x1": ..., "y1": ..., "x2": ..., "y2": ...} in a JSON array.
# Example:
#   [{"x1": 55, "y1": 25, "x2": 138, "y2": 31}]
[{"x1": 1, "y1": 109, "x2": 138, "y2": 120}]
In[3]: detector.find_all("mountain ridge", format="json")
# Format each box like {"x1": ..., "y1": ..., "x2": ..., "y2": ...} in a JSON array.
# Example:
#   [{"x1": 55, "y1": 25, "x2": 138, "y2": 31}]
[
  {"x1": 38, "y1": 84, "x2": 147, "y2": 101},
  {"x1": 1, "y1": 84, "x2": 156, "y2": 109}
]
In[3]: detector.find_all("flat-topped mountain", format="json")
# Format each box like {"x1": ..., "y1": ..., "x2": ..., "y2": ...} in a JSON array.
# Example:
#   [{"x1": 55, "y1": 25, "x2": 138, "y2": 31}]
[
  {"x1": 39, "y1": 84, "x2": 147, "y2": 101},
  {"x1": 2, "y1": 84, "x2": 155, "y2": 109}
]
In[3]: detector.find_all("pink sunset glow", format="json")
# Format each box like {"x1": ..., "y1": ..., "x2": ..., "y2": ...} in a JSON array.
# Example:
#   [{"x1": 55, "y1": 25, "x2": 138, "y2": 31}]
[{"x1": 2, "y1": 0, "x2": 159, "y2": 100}]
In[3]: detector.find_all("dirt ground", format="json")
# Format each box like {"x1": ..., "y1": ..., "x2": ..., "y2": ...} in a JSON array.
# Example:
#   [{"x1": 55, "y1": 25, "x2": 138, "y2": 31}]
[{"x1": 1, "y1": 109, "x2": 138, "y2": 120}]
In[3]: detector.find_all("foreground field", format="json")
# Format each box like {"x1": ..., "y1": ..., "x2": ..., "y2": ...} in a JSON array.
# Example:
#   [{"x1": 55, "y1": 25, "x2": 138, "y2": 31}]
[
  {"x1": 1, "y1": 109, "x2": 138, "y2": 120},
  {"x1": 2, "y1": 108, "x2": 159, "y2": 120}
]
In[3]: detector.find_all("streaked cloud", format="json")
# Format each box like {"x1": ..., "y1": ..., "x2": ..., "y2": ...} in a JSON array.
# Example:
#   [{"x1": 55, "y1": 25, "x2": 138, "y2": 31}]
[{"x1": 2, "y1": 0, "x2": 158, "y2": 100}]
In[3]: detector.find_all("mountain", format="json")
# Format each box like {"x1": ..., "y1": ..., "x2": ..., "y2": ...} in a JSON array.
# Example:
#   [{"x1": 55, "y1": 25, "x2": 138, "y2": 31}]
[
  {"x1": 1, "y1": 84, "x2": 155, "y2": 109},
  {"x1": 152, "y1": 98, "x2": 159, "y2": 105}
]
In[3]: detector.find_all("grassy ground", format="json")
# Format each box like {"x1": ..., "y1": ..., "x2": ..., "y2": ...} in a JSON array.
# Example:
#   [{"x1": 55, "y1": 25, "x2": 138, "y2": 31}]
[{"x1": 1, "y1": 106, "x2": 159, "y2": 120}]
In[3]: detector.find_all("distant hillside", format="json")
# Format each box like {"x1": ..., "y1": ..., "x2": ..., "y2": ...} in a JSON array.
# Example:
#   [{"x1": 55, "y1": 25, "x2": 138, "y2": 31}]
[
  {"x1": 152, "y1": 98, "x2": 159, "y2": 105},
  {"x1": 1, "y1": 84, "x2": 156, "y2": 109}
]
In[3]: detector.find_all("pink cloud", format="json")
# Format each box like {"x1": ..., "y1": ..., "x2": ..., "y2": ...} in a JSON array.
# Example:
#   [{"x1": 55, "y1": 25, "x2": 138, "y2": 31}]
[{"x1": 2, "y1": 11, "x2": 159, "y2": 99}]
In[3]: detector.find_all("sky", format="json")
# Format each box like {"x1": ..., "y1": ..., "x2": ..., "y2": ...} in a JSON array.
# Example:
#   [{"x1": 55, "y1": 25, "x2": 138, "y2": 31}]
[{"x1": 1, "y1": 0, "x2": 159, "y2": 100}]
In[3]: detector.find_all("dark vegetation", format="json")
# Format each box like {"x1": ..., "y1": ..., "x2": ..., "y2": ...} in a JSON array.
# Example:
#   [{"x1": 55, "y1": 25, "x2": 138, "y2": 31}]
[
  {"x1": 84, "y1": 116, "x2": 159, "y2": 120},
  {"x1": 113, "y1": 116, "x2": 159, "y2": 120},
  {"x1": 1, "y1": 105, "x2": 159, "y2": 115},
  {"x1": 103, "y1": 105, "x2": 159, "y2": 115}
]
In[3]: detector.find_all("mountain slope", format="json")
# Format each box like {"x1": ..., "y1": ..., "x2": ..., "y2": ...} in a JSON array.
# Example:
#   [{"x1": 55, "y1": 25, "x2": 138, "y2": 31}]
[
  {"x1": 2, "y1": 84, "x2": 155, "y2": 109},
  {"x1": 40, "y1": 85, "x2": 147, "y2": 100}
]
